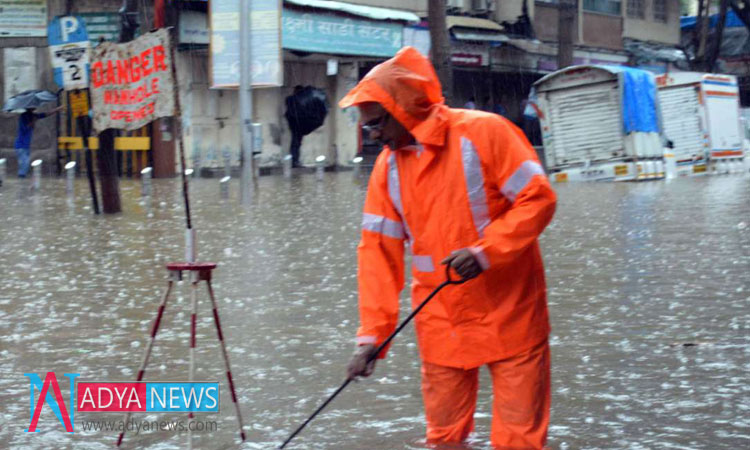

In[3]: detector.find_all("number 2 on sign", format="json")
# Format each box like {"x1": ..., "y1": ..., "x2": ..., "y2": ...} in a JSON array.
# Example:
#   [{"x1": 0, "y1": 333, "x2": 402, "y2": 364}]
[{"x1": 69, "y1": 64, "x2": 81, "y2": 80}]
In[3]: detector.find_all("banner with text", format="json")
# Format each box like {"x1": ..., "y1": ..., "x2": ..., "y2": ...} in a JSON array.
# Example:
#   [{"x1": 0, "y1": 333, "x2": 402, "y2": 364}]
[{"x1": 90, "y1": 28, "x2": 175, "y2": 132}]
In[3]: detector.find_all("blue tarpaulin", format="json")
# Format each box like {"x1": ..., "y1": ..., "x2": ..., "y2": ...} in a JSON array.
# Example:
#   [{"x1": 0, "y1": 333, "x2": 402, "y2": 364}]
[
  {"x1": 601, "y1": 65, "x2": 660, "y2": 134},
  {"x1": 681, "y1": 11, "x2": 744, "y2": 29}
]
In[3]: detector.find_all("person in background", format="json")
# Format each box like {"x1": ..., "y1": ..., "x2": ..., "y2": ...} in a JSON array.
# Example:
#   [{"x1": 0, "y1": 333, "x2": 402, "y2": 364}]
[
  {"x1": 463, "y1": 96, "x2": 477, "y2": 110},
  {"x1": 342, "y1": 47, "x2": 557, "y2": 449},
  {"x1": 285, "y1": 85, "x2": 305, "y2": 168},
  {"x1": 15, "y1": 106, "x2": 63, "y2": 178}
]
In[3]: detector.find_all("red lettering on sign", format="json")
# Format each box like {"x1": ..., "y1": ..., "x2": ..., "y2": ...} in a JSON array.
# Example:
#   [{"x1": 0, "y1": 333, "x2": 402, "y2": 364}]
[
  {"x1": 116, "y1": 59, "x2": 131, "y2": 84},
  {"x1": 106, "y1": 60, "x2": 116, "y2": 86},
  {"x1": 153, "y1": 45, "x2": 167, "y2": 72},
  {"x1": 141, "y1": 48, "x2": 152, "y2": 77},
  {"x1": 92, "y1": 61, "x2": 103, "y2": 88}
]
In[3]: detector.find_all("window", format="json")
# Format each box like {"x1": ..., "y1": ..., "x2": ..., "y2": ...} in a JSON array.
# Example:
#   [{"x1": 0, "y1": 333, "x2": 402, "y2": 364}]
[
  {"x1": 653, "y1": 0, "x2": 667, "y2": 23},
  {"x1": 583, "y1": 0, "x2": 622, "y2": 16},
  {"x1": 627, "y1": 0, "x2": 644, "y2": 19}
]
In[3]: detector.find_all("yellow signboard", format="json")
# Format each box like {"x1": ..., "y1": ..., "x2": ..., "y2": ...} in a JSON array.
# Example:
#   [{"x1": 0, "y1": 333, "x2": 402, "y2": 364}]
[{"x1": 69, "y1": 90, "x2": 90, "y2": 118}]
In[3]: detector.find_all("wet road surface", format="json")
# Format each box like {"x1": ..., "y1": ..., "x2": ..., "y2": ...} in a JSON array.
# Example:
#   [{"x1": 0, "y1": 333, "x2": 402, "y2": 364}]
[{"x1": 0, "y1": 172, "x2": 748, "y2": 449}]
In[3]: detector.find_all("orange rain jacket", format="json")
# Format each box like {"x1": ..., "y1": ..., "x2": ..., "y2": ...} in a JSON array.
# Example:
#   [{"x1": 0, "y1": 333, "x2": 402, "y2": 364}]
[{"x1": 340, "y1": 47, "x2": 557, "y2": 369}]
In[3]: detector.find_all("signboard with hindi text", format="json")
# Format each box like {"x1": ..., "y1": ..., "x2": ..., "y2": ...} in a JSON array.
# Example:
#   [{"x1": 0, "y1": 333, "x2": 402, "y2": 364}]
[
  {"x1": 282, "y1": 8, "x2": 403, "y2": 58},
  {"x1": 90, "y1": 28, "x2": 175, "y2": 132}
]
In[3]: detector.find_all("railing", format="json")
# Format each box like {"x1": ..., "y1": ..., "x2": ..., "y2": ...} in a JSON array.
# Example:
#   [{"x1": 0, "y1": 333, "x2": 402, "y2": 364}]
[{"x1": 58, "y1": 136, "x2": 151, "y2": 177}]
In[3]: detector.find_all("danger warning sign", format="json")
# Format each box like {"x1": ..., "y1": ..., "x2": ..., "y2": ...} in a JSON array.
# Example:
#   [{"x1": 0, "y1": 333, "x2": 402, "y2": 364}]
[{"x1": 90, "y1": 28, "x2": 175, "y2": 132}]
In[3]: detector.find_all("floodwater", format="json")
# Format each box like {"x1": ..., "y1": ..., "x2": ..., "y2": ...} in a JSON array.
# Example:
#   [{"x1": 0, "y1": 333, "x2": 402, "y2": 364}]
[{"x1": 0, "y1": 171, "x2": 748, "y2": 449}]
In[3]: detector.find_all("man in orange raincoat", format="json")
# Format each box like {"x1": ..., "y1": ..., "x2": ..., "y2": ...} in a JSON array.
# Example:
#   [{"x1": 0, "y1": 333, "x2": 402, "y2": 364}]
[{"x1": 342, "y1": 47, "x2": 557, "y2": 449}]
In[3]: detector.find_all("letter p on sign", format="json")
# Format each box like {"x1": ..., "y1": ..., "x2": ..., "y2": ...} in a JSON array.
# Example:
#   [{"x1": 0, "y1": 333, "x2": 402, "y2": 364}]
[{"x1": 60, "y1": 16, "x2": 79, "y2": 42}]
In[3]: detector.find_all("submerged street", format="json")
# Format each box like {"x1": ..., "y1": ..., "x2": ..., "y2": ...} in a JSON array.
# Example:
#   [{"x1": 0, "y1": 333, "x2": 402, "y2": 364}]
[{"x1": 0, "y1": 172, "x2": 748, "y2": 449}]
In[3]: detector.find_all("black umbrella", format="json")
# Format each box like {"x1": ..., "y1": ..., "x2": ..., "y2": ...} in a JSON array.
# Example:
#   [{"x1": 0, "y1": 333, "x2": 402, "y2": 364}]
[{"x1": 3, "y1": 89, "x2": 58, "y2": 112}]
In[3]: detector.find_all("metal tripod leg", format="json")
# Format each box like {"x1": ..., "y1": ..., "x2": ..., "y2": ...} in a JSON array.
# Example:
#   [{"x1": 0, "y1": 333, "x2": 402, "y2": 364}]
[
  {"x1": 187, "y1": 276, "x2": 199, "y2": 450},
  {"x1": 117, "y1": 279, "x2": 174, "y2": 447},
  {"x1": 207, "y1": 279, "x2": 247, "y2": 442}
]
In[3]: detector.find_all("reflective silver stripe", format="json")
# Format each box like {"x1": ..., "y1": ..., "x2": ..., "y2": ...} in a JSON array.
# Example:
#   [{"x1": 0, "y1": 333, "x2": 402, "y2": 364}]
[
  {"x1": 460, "y1": 137, "x2": 491, "y2": 237},
  {"x1": 501, "y1": 160, "x2": 545, "y2": 203},
  {"x1": 413, "y1": 255, "x2": 435, "y2": 272},
  {"x1": 361, "y1": 213, "x2": 405, "y2": 240},
  {"x1": 387, "y1": 152, "x2": 412, "y2": 244}
]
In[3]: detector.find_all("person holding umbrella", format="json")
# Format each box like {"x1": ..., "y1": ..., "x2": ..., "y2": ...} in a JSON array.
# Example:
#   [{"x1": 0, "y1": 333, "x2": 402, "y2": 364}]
[
  {"x1": 14, "y1": 106, "x2": 63, "y2": 177},
  {"x1": 3, "y1": 90, "x2": 63, "y2": 178}
]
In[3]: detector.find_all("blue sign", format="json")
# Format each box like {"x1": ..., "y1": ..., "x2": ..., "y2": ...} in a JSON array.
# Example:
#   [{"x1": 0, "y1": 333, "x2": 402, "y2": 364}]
[{"x1": 48, "y1": 16, "x2": 91, "y2": 90}]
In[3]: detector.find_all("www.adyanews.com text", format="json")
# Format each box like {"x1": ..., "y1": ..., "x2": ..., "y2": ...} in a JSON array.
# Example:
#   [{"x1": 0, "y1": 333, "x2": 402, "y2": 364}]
[{"x1": 80, "y1": 419, "x2": 218, "y2": 433}]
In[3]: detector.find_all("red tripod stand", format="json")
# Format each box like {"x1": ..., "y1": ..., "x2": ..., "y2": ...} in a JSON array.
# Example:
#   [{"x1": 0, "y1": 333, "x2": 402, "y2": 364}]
[{"x1": 116, "y1": 262, "x2": 246, "y2": 448}]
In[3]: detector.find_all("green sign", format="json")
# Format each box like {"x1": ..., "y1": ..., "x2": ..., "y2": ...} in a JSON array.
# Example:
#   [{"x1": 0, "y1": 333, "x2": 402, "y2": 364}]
[
  {"x1": 282, "y1": 8, "x2": 403, "y2": 57},
  {"x1": 79, "y1": 12, "x2": 126, "y2": 46}
]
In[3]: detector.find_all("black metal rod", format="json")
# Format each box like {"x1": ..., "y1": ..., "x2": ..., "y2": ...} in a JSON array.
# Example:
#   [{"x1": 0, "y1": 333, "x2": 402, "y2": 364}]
[{"x1": 279, "y1": 266, "x2": 467, "y2": 449}]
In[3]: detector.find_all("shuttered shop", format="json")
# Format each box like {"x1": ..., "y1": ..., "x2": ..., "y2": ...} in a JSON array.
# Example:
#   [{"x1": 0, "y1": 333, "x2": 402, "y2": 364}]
[{"x1": 546, "y1": 81, "x2": 623, "y2": 166}]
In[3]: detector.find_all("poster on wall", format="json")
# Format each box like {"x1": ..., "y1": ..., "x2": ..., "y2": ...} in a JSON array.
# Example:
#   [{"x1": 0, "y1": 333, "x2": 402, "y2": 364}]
[
  {"x1": 90, "y1": 28, "x2": 175, "y2": 132},
  {"x1": 0, "y1": 0, "x2": 47, "y2": 37},
  {"x1": 209, "y1": 0, "x2": 282, "y2": 88},
  {"x1": 3, "y1": 47, "x2": 37, "y2": 103}
]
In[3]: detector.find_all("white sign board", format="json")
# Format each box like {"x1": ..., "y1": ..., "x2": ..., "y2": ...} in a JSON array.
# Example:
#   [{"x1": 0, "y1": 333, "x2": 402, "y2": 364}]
[
  {"x1": 90, "y1": 28, "x2": 175, "y2": 132},
  {"x1": 179, "y1": 10, "x2": 209, "y2": 45},
  {"x1": 0, "y1": 0, "x2": 47, "y2": 37},
  {"x1": 3, "y1": 47, "x2": 37, "y2": 103}
]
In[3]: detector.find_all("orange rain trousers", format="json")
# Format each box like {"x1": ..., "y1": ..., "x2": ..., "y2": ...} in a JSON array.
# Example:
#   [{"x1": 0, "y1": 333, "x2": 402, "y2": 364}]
[{"x1": 421, "y1": 339, "x2": 550, "y2": 449}]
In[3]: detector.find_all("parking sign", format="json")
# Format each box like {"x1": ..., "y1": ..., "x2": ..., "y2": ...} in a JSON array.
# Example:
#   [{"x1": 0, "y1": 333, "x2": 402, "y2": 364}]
[{"x1": 48, "y1": 16, "x2": 91, "y2": 90}]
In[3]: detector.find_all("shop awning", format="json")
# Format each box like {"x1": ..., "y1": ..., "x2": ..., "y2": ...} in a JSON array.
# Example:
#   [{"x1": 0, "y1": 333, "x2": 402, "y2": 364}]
[
  {"x1": 448, "y1": 15, "x2": 506, "y2": 43},
  {"x1": 284, "y1": 0, "x2": 420, "y2": 22},
  {"x1": 504, "y1": 38, "x2": 557, "y2": 56},
  {"x1": 446, "y1": 15, "x2": 504, "y2": 31}
]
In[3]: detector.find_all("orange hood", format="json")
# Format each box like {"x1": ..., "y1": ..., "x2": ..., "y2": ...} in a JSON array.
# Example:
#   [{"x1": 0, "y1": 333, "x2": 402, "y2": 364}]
[{"x1": 339, "y1": 46, "x2": 449, "y2": 147}]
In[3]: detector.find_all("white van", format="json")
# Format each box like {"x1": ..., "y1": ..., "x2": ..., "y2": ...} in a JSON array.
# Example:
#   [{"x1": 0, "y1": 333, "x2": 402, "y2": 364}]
[
  {"x1": 533, "y1": 65, "x2": 664, "y2": 182},
  {"x1": 657, "y1": 72, "x2": 746, "y2": 175}
]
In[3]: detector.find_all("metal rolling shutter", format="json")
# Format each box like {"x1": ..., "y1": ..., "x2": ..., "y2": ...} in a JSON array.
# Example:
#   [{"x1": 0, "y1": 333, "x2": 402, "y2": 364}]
[
  {"x1": 547, "y1": 82, "x2": 623, "y2": 165},
  {"x1": 658, "y1": 86, "x2": 704, "y2": 160}
]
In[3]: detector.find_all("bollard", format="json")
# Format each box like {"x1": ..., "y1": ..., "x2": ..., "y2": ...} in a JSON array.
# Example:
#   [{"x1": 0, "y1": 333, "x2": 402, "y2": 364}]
[
  {"x1": 31, "y1": 159, "x2": 42, "y2": 190},
  {"x1": 220, "y1": 175, "x2": 230, "y2": 199},
  {"x1": 253, "y1": 153, "x2": 262, "y2": 180},
  {"x1": 352, "y1": 156, "x2": 363, "y2": 177},
  {"x1": 664, "y1": 152, "x2": 676, "y2": 180},
  {"x1": 0, "y1": 158, "x2": 6, "y2": 186},
  {"x1": 315, "y1": 155, "x2": 326, "y2": 181},
  {"x1": 283, "y1": 154, "x2": 292, "y2": 178},
  {"x1": 223, "y1": 148, "x2": 232, "y2": 178},
  {"x1": 141, "y1": 167, "x2": 153, "y2": 197},
  {"x1": 253, "y1": 123, "x2": 262, "y2": 179},
  {"x1": 65, "y1": 161, "x2": 76, "y2": 195}
]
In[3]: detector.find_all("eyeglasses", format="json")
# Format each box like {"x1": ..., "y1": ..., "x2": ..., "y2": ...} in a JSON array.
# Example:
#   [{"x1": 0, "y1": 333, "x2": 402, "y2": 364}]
[{"x1": 361, "y1": 114, "x2": 389, "y2": 135}]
